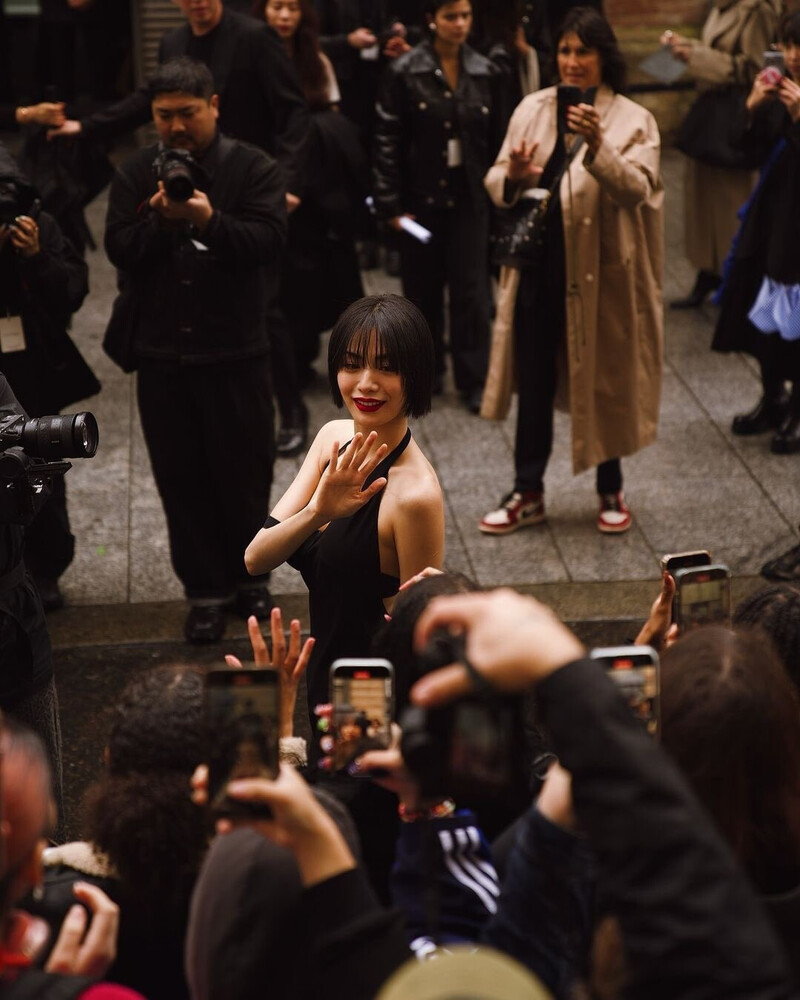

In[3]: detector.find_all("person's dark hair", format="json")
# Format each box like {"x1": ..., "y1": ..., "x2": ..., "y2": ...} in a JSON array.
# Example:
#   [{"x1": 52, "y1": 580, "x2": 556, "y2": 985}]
[
  {"x1": 256, "y1": 0, "x2": 330, "y2": 109},
  {"x1": 660, "y1": 626, "x2": 800, "y2": 893},
  {"x1": 425, "y1": 0, "x2": 473, "y2": 17},
  {"x1": 148, "y1": 56, "x2": 215, "y2": 101},
  {"x1": 779, "y1": 10, "x2": 800, "y2": 47},
  {"x1": 84, "y1": 665, "x2": 207, "y2": 908},
  {"x1": 328, "y1": 294, "x2": 435, "y2": 419},
  {"x1": 733, "y1": 583, "x2": 800, "y2": 691},
  {"x1": 556, "y1": 7, "x2": 626, "y2": 93},
  {"x1": 372, "y1": 572, "x2": 479, "y2": 714}
]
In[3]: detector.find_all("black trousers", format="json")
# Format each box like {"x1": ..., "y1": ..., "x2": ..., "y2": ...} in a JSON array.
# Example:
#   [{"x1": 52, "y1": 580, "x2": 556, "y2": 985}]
[
  {"x1": 137, "y1": 358, "x2": 275, "y2": 601},
  {"x1": 401, "y1": 177, "x2": 490, "y2": 394},
  {"x1": 514, "y1": 271, "x2": 622, "y2": 496}
]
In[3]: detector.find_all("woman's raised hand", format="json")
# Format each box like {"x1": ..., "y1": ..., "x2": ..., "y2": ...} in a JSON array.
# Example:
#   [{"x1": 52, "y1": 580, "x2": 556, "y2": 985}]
[
  {"x1": 309, "y1": 432, "x2": 389, "y2": 523},
  {"x1": 507, "y1": 139, "x2": 542, "y2": 184},
  {"x1": 748, "y1": 70, "x2": 780, "y2": 112}
]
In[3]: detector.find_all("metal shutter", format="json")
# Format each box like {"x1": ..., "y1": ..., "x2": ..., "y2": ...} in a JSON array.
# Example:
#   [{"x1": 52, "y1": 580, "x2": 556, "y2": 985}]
[{"x1": 132, "y1": 1, "x2": 185, "y2": 86}]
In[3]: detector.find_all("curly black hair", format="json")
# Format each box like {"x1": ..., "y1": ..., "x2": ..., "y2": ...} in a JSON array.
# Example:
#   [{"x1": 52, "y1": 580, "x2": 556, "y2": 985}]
[
  {"x1": 84, "y1": 665, "x2": 207, "y2": 908},
  {"x1": 733, "y1": 583, "x2": 800, "y2": 691}
]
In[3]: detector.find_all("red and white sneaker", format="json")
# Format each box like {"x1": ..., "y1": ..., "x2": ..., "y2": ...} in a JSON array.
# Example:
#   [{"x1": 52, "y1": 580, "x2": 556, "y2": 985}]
[
  {"x1": 597, "y1": 491, "x2": 632, "y2": 534},
  {"x1": 479, "y1": 491, "x2": 545, "y2": 535}
]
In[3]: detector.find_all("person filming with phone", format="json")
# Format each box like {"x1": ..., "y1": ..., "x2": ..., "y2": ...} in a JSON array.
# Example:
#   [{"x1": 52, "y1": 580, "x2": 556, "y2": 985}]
[{"x1": 479, "y1": 7, "x2": 663, "y2": 538}]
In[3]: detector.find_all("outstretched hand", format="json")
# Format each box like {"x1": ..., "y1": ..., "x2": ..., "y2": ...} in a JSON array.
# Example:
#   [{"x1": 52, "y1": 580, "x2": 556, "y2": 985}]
[
  {"x1": 225, "y1": 608, "x2": 314, "y2": 738},
  {"x1": 309, "y1": 432, "x2": 388, "y2": 523}
]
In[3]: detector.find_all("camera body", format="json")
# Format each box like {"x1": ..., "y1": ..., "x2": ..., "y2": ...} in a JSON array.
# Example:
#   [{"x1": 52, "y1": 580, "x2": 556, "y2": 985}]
[
  {"x1": 152, "y1": 148, "x2": 202, "y2": 203},
  {"x1": 0, "y1": 412, "x2": 98, "y2": 525},
  {"x1": 399, "y1": 631, "x2": 528, "y2": 803}
]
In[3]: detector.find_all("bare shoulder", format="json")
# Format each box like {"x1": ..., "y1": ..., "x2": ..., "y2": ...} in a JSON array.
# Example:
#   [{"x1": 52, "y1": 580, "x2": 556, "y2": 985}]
[{"x1": 386, "y1": 443, "x2": 443, "y2": 513}]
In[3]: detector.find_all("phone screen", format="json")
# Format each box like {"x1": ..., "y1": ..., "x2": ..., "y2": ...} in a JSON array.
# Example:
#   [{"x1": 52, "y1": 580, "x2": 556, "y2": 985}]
[
  {"x1": 677, "y1": 571, "x2": 731, "y2": 627},
  {"x1": 592, "y1": 647, "x2": 660, "y2": 737},
  {"x1": 764, "y1": 50, "x2": 786, "y2": 74},
  {"x1": 330, "y1": 660, "x2": 393, "y2": 772},
  {"x1": 206, "y1": 668, "x2": 279, "y2": 814}
]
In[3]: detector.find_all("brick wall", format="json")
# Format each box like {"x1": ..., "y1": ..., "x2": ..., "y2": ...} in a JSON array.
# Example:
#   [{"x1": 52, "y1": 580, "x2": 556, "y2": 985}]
[{"x1": 606, "y1": 0, "x2": 709, "y2": 28}]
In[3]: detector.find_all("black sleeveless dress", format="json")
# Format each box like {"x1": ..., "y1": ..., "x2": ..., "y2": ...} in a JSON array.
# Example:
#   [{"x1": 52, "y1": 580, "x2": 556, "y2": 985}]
[{"x1": 266, "y1": 428, "x2": 412, "y2": 723}]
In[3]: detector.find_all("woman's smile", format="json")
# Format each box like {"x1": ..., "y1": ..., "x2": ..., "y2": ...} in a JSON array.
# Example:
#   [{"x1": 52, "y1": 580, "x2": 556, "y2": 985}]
[{"x1": 353, "y1": 398, "x2": 386, "y2": 413}]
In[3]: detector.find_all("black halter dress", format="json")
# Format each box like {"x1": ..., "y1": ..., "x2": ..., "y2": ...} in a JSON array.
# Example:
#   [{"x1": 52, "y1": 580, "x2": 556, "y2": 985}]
[{"x1": 266, "y1": 428, "x2": 411, "y2": 724}]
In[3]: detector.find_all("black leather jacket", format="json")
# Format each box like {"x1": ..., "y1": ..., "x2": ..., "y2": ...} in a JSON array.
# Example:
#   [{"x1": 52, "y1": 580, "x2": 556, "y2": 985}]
[{"x1": 373, "y1": 40, "x2": 502, "y2": 217}]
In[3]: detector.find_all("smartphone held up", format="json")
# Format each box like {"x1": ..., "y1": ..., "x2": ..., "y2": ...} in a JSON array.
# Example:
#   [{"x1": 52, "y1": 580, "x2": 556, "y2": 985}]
[
  {"x1": 329, "y1": 659, "x2": 394, "y2": 773},
  {"x1": 205, "y1": 666, "x2": 280, "y2": 818}
]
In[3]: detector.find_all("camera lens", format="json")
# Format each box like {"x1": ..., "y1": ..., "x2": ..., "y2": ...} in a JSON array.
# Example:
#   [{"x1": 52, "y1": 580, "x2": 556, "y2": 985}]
[
  {"x1": 21, "y1": 413, "x2": 99, "y2": 459},
  {"x1": 162, "y1": 162, "x2": 194, "y2": 202}
]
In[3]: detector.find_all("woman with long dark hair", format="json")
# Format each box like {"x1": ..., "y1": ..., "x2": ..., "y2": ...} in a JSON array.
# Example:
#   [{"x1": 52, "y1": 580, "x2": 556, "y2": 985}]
[{"x1": 480, "y1": 7, "x2": 662, "y2": 535}]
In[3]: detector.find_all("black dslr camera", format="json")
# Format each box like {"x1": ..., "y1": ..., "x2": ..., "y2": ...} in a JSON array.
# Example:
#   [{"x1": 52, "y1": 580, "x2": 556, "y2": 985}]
[
  {"x1": 400, "y1": 632, "x2": 528, "y2": 804},
  {"x1": 152, "y1": 148, "x2": 203, "y2": 203},
  {"x1": 0, "y1": 412, "x2": 98, "y2": 525}
]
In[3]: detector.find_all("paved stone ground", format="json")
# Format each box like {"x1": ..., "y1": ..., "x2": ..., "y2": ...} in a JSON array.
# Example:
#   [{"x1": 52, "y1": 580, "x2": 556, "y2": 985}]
[{"x1": 46, "y1": 147, "x2": 799, "y2": 650}]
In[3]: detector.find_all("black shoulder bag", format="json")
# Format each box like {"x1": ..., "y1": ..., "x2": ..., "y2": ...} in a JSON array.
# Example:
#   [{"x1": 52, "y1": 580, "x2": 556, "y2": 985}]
[{"x1": 491, "y1": 136, "x2": 585, "y2": 270}]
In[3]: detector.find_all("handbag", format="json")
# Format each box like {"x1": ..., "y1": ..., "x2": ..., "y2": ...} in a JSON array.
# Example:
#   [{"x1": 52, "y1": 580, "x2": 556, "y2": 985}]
[
  {"x1": 491, "y1": 137, "x2": 585, "y2": 269},
  {"x1": 102, "y1": 279, "x2": 139, "y2": 373},
  {"x1": 676, "y1": 86, "x2": 758, "y2": 170}
]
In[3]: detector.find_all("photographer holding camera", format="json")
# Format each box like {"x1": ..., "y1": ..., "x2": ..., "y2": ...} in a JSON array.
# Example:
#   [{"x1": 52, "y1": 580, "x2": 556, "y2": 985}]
[
  {"x1": 0, "y1": 143, "x2": 98, "y2": 613},
  {"x1": 104, "y1": 57, "x2": 287, "y2": 644}
]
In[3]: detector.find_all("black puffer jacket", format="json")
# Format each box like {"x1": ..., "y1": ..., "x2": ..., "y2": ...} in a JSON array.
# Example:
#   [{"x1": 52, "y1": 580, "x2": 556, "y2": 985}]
[{"x1": 373, "y1": 39, "x2": 502, "y2": 218}]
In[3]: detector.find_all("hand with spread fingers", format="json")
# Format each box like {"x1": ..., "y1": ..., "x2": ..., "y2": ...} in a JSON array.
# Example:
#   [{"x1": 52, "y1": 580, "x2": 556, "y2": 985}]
[
  {"x1": 225, "y1": 609, "x2": 314, "y2": 738},
  {"x1": 308, "y1": 431, "x2": 389, "y2": 523},
  {"x1": 507, "y1": 138, "x2": 542, "y2": 185},
  {"x1": 45, "y1": 882, "x2": 120, "y2": 979}
]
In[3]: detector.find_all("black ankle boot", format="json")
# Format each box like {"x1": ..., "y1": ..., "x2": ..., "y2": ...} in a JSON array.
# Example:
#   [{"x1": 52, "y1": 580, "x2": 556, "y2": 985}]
[
  {"x1": 671, "y1": 270, "x2": 721, "y2": 310},
  {"x1": 771, "y1": 412, "x2": 800, "y2": 454},
  {"x1": 731, "y1": 392, "x2": 790, "y2": 436}
]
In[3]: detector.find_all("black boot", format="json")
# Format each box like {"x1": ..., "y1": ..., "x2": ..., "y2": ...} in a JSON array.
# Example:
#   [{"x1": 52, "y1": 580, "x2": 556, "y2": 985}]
[
  {"x1": 731, "y1": 391, "x2": 790, "y2": 436},
  {"x1": 770, "y1": 383, "x2": 800, "y2": 453},
  {"x1": 671, "y1": 270, "x2": 721, "y2": 310}
]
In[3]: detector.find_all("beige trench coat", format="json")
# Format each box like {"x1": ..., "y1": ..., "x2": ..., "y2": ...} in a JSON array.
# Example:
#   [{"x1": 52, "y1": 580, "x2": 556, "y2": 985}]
[
  {"x1": 481, "y1": 85, "x2": 664, "y2": 477},
  {"x1": 683, "y1": 0, "x2": 782, "y2": 272}
]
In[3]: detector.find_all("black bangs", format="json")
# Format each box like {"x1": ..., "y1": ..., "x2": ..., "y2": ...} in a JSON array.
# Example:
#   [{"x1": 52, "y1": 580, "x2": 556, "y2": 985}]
[{"x1": 328, "y1": 295, "x2": 435, "y2": 418}]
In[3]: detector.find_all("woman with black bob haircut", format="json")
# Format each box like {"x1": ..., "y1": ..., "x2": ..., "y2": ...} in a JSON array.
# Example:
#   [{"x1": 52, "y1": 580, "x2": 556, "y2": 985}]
[
  {"x1": 480, "y1": 6, "x2": 662, "y2": 538},
  {"x1": 246, "y1": 294, "x2": 444, "y2": 728}
]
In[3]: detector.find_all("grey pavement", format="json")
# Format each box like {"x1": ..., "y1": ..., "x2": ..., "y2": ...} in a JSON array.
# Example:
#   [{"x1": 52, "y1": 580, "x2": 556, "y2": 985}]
[{"x1": 47, "y1": 148, "x2": 800, "y2": 648}]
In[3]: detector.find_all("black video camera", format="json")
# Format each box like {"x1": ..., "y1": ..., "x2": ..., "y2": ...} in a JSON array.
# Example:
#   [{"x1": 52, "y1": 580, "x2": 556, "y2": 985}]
[
  {"x1": 152, "y1": 148, "x2": 203, "y2": 203},
  {"x1": 400, "y1": 632, "x2": 528, "y2": 804},
  {"x1": 0, "y1": 412, "x2": 99, "y2": 525}
]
